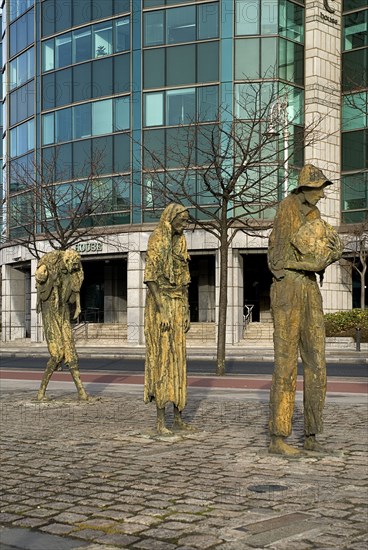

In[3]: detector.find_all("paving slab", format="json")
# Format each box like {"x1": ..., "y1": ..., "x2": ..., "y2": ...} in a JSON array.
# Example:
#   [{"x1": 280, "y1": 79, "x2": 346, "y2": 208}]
[{"x1": 0, "y1": 384, "x2": 367, "y2": 549}]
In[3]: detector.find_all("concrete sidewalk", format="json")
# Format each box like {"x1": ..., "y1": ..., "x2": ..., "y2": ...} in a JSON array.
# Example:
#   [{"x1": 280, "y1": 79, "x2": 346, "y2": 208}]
[{"x1": 0, "y1": 377, "x2": 367, "y2": 550}]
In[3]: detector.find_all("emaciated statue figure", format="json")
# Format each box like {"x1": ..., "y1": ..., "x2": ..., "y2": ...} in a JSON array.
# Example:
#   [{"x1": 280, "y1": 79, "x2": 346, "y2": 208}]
[
  {"x1": 144, "y1": 203, "x2": 193, "y2": 435},
  {"x1": 35, "y1": 250, "x2": 88, "y2": 401},
  {"x1": 268, "y1": 164, "x2": 343, "y2": 455}
]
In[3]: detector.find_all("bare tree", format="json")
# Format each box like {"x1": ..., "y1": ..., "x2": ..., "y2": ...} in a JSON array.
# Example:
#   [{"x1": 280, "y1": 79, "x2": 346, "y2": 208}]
[
  {"x1": 140, "y1": 81, "x2": 323, "y2": 375},
  {"x1": 3, "y1": 148, "x2": 129, "y2": 259}
]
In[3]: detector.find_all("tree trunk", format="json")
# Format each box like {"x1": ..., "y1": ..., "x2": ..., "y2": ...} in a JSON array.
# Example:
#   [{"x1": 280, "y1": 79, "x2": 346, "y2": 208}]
[
  {"x1": 216, "y1": 231, "x2": 229, "y2": 376},
  {"x1": 361, "y1": 263, "x2": 367, "y2": 309}
]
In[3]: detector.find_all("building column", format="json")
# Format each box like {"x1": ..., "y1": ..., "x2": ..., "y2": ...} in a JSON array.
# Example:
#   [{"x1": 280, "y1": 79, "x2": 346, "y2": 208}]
[
  {"x1": 126, "y1": 250, "x2": 145, "y2": 345},
  {"x1": 30, "y1": 258, "x2": 43, "y2": 342},
  {"x1": 305, "y1": 1, "x2": 348, "y2": 311},
  {"x1": 1, "y1": 264, "x2": 26, "y2": 341}
]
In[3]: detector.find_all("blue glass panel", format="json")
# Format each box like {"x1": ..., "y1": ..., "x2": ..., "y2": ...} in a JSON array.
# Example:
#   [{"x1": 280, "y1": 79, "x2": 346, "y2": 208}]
[
  {"x1": 236, "y1": 0, "x2": 260, "y2": 36},
  {"x1": 73, "y1": 103, "x2": 92, "y2": 139},
  {"x1": 167, "y1": 6, "x2": 196, "y2": 44},
  {"x1": 144, "y1": 11, "x2": 164, "y2": 46},
  {"x1": 116, "y1": 17, "x2": 130, "y2": 51},
  {"x1": 73, "y1": 27, "x2": 92, "y2": 64},
  {"x1": 198, "y1": 3, "x2": 219, "y2": 40},
  {"x1": 166, "y1": 88, "x2": 196, "y2": 125}
]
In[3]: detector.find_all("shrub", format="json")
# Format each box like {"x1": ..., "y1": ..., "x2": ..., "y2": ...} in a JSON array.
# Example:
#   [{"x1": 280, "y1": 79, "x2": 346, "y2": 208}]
[{"x1": 325, "y1": 309, "x2": 368, "y2": 342}]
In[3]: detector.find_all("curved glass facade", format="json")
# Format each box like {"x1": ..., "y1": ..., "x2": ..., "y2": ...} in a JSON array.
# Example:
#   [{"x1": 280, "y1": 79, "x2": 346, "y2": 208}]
[{"x1": 342, "y1": 0, "x2": 368, "y2": 223}]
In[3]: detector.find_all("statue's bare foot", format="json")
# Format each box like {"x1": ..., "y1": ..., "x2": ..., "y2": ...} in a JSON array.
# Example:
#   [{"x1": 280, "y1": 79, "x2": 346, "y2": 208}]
[
  {"x1": 304, "y1": 435, "x2": 327, "y2": 453},
  {"x1": 157, "y1": 425, "x2": 174, "y2": 436},
  {"x1": 173, "y1": 419, "x2": 196, "y2": 432},
  {"x1": 269, "y1": 437, "x2": 302, "y2": 456}
]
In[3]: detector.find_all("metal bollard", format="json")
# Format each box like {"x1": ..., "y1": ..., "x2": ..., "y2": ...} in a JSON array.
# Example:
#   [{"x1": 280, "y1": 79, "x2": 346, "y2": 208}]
[{"x1": 356, "y1": 327, "x2": 361, "y2": 352}]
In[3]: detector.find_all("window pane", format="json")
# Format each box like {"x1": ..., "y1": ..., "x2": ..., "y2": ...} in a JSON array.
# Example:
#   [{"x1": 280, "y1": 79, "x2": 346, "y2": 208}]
[
  {"x1": 342, "y1": 173, "x2": 368, "y2": 211},
  {"x1": 114, "y1": 54, "x2": 130, "y2": 93},
  {"x1": 55, "y1": 108, "x2": 72, "y2": 143},
  {"x1": 93, "y1": 136, "x2": 113, "y2": 173},
  {"x1": 261, "y1": 37, "x2": 277, "y2": 76},
  {"x1": 144, "y1": 92, "x2": 164, "y2": 126},
  {"x1": 197, "y1": 42, "x2": 219, "y2": 83},
  {"x1": 55, "y1": 33, "x2": 72, "y2": 68},
  {"x1": 144, "y1": 11, "x2": 164, "y2": 46},
  {"x1": 42, "y1": 72, "x2": 55, "y2": 109},
  {"x1": 279, "y1": 39, "x2": 304, "y2": 86},
  {"x1": 73, "y1": 103, "x2": 92, "y2": 139},
  {"x1": 235, "y1": 38, "x2": 259, "y2": 79},
  {"x1": 55, "y1": 68, "x2": 72, "y2": 107},
  {"x1": 42, "y1": 112, "x2": 54, "y2": 145},
  {"x1": 167, "y1": 45, "x2": 196, "y2": 86},
  {"x1": 262, "y1": 0, "x2": 278, "y2": 34},
  {"x1": 114, "y1": 133, "x2": 130, "y2": 172},
  {"x1": 144, "y1": 49, "x2": 165, "y2": 88},
  {"x1": 167, "y1": 6, "x2": 196, "y2": 44},
  {"x1": 114, "y1": 96, "x2": 130, "y2": 130},
  {"x1": 94, "y1": 22, "x2": 113, "y2": 58},
  {"x1": 73, "y1": 27, "x2": 92, "y2": 64},
  {"x1": 343, "y1": 10, "x2": 368, "y2": 51},
  {"x1": 343, "y1": 49, "x2": 368, "y2": 91},
  {"x1": 342, "y1": 93, "x2": 367, "y2": 130},
  {"x1": 198, "y1": 3, "x2": 219, "y2": 40},
  {"x1": 115, "y1": 17, "x2": 130, "y2": 52},
  {"x1": 342, "y1": 130, "x2": 367, "y2": 171},
  {"x1": 236, "y1": 0, "x2": 260, "y2": 36},
  {"x1": 93, "y1": 0, "x2": 113, "y2": 20},
  {"x1": 166, "y1": 88, "x2": 195, "y2": 125},
  {"x1": 73, "y1": 62, "x2": 92, "y2": 102},
  {"x1": 279, "y1": 0, "x2": 304, "y2": 43},
  {"x1": 72, "y1": 0, "x2": 91, "y2": 27},
  {"x1": 198, "y1": 86, "x2": 218, "y2": 122},
  {"x1": 92, "y1": 99, "x2": 113, "y2": 135},
  {"x1": 114, "y1": 0, "x2": 130, "y2": 14},
  {"x1": 92, "y1": 58, "x2": 113, "y2": 97},
  {"x1": 42, "y1": 39, "x2": 54, "y2": 71}
]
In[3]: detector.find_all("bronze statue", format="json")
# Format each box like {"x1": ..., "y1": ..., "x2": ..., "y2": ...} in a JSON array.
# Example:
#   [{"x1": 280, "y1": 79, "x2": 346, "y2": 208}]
[
  {"x1": 268, "y1": 164, "x2": 343, "y2": 455},
  {"x1": 144, "y1": 203, "x2": 193, "y2": 435},
  {"x1": 35, "y1": 250, "x2": 88, "y2": 401}
]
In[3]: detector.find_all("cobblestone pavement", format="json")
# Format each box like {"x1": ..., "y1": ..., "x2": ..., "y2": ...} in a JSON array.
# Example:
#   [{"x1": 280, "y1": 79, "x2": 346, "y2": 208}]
[{"x1": 0, "y1": 383, "x2": 367, "y2": 550}]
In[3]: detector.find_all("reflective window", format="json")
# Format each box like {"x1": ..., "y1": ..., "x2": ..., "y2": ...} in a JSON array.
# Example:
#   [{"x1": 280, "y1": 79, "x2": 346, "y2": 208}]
[
  {"x1": 144, "y1": 10, "x2": 164, "y2": 46},
  {"x1": 236, "y1": 0, "x2": 259, "y2": 35},
  {"x1": 9, "y1": 0, "x2": 34, "y2": 23},
  {"x1": 94, "y1": 22, "x2": 113, "y2": 58},
  {"x1": 55, "y1": 33, "x2": 72, "y2": 68},
  {"x1": 42, "y1": 17, "x2": 130, "y2": 72},
  {"x1": 279, "y1": 0, "x2": 304, "y2": 43},
  {"x1": 55, "y1": 108, "x2": 72, "y2": 143},
  {"x1": 343, "y1": 1, "x2": 368, "y2": 11},
  {"x1": 342, "y1": 92, "x2": 368, "y2": 130},
  {"x1": 167, "y1": 88, "x2": 196, "y2": 125},
  {"x1": 235, "y1": 38, "x2": 260, "y2": 79},
  {"x1": 279, "y1": 39, "x2": 304, "y2": 86},
  {"x1": 9, "y1": 81, "x2": 35, "y2": 126},
  {"x1": 73, "y1": 103, "x2": 92, "y2": 139},
  {"x1": 144, "y1": 86, "x2": 218, "y2": 127},
  {"x1": 42, "y1": 0, "x2": 129, "y2": 37},
  {"x1": 343, "y1": 9, "x2": 368, "y2": 50},
  {"x1": 143, "y1": 3, "x2": 219, "y2": 46},
  {"x1": 10, "y1": 119, "x2": 35, "y2": 158},
  {"x1": 167, "y1": 6, "x2": 196, "y2": 43},
  {"x1": 9, "y1": 48, "x2": 34, "y2": 90},
  {"x1": 342, "y1": 172, "x2": 368, "y2": 213},
  {"x1": 42, "y1": 96, "x2": 130, "y2": 145},
  {"x1": 342, "y1": 130, "x2": 368, "y2": 171},
  {"x1": 10, "y1": 8, "x2": 34, "y2": 58},
  {"x1": 262, "y1": 0, "x2": 278, "y2": 34},
  {"x1": 343, "y1": 48, "x2": 368, "y2": 90},
  {"x1": 74, "y1": 28, "x2": 92, "y2": 64}
]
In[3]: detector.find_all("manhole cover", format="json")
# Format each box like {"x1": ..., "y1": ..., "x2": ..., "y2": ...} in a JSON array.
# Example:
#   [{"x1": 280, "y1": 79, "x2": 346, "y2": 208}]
[{"x1": 248, "y1": 484, "x2": 288, "y2": 493}]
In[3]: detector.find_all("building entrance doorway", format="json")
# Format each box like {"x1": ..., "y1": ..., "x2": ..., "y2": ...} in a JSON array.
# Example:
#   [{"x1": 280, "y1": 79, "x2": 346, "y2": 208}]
[
  {"x1": 80, "y1": 258, "x2": 127, "y2": 323},
  {"x1": 188, "y1": 255, "x2": 215, "y2": 322},
  {"x1": 242, "y1": 253, "x2": 272, "y2": 323}
]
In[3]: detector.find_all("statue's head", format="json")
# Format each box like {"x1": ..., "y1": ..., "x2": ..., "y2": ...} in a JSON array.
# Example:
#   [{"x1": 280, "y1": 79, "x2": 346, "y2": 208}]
[
  {"x1": 293, "y1": 164, "x2": 333, "y2": 206},
  {"x1": 64, "y1": 250, "x2": 82, "y2": 273}
]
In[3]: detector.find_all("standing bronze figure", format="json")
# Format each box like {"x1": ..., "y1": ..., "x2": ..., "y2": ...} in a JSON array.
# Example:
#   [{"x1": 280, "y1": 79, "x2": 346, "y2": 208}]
[
  {"x1": 36, "y1": 250, "x2": 88, "y2": 401},
  {"x1": 268, "y1": 165, "x2": 343, "y2": 455},
  {"x1": 144, "y1": 203, "x2": 192, "y2": 435}
]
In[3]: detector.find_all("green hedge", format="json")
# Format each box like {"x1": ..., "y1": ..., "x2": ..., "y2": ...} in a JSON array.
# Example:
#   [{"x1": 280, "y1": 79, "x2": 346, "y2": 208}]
[{"x1": 325, "y1": 309, "x2": 368, "y2": 341}]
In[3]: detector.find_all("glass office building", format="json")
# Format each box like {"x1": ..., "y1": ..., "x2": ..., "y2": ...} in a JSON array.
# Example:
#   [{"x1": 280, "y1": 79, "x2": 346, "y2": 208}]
[{"x1": 1, "y1": 0, "x2": 367, "y2": 343}]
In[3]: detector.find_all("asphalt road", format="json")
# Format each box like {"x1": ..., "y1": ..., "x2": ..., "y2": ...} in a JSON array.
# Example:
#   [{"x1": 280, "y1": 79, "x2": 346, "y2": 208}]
[{"x1": 1, "y1": 357, "x2": 367, "y2": 378}]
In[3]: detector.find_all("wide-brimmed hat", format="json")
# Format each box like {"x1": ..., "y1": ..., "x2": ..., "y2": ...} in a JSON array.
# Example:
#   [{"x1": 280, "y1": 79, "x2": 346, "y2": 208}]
[{"x1": 293, "y1": 164, "x2": 333, "y2": 192}]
